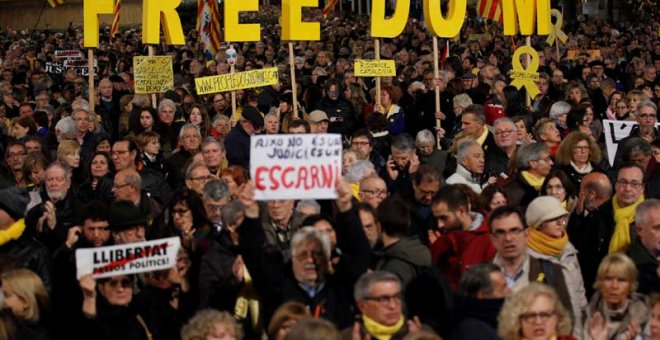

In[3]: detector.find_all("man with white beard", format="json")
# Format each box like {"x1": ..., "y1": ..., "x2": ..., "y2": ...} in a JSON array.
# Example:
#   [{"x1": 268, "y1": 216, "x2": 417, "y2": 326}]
[{"x1": 26, "y1": 162, "x2": 84, "y2": 252}]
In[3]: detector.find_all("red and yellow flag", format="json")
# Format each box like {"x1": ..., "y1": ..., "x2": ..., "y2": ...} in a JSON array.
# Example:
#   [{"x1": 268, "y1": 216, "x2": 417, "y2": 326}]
[
  {"x1": 110, "y1": 0, "x2": 122, "y2": 39},
  {"x1": 322, "y1": 0, "x2": 339, "y2": 19},
  {"x1": 197, "y1": 0, "x2": 222, "y2": 55},
  {"x1": 477, "y1": 0, "x2": 503, "y2": 23}
]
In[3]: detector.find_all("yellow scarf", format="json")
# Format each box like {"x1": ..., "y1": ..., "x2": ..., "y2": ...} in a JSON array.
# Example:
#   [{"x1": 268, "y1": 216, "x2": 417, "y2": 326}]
[
  {"x1": 521, "y1": 171, "x2": 545, "y2": 191},
  {"x1": 527, "y1": 227, "x2": 568, "y2": 258},
  {"x1": 362, "y1": 314, "x2": 405, "y2": 340},
  {"x1": 608, "y1": 194, "x2": 644, "y2": 254},
  {"x1": 560, "y1": 200, "x2": 568, "y2": 210},
  {"x1": 476, "y1": 126, "x2": 489, "y2": 146},
  {"x1": 0, "y1": 219, "x2": 25, "y2": 246}
]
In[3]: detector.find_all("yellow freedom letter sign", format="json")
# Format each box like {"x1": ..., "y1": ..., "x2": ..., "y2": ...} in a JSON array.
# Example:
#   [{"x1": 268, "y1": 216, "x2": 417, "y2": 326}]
[
  {"x1": 423, "y1": 0, "x2": 466, "y2": 38},
  {"x1": 225, "y1": 0, "x2": 260, "y2": 42},
  {"x1": 282, "y1": 0, "x2": 320, "y2": 41},
  {"x1": 502, "y1": 0, "x2": 551, "y2": 36},
  {"x1": 83, "y1": 0, "x2": 113, "y2": 48},
  {"x1": 142, "y1": 0, "x2": 185, "y2": 45},
  {"x1": 370, "y1": 0, "x2": 408, "y2": 37}
]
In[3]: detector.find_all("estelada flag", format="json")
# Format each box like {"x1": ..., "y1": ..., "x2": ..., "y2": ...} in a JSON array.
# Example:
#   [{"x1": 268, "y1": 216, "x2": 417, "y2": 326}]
[
  {"x1": 48, "y1": 0, "x2": 63, "y2": 7},
  {"x1": 197, "y1": 0, "x2": 222, "y2": 55},
  {"x1": 477, "y1": 0, "x2": 503, "y2": 23}
]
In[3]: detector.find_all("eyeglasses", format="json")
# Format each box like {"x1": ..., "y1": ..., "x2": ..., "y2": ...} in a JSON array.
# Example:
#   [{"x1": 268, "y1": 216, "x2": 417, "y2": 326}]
[
  {"x1": 491, "y1": 227, "x2": 526, "y2": 239},
  {"x1": 638, "y1": 114, "x2": 656, "y2": 119},
  {"x1": 205, "y1": 203, "x2": 225, "y2": 212},
  {"x1": 360, "y1": 189, "x2": 387, "y2": 197},
  {"x1": 105, "y1": 278, "x2": 133, "y2": 289},
  {"x1": 7, "y1": 152, "x2": 26, "y2": 158},
  {"x1": 111, "y1": 150, "x2": 129, "y2": 156},
  {"x1": 173, "y1": 208, "x2": 191, "y2": 215},
  {"x1": 520, "y1": 311, "x2": 555, "y2": 323},
  {"x1": 364, "y1": 293, "x2": 403, "y2": 305},
  {"x1": 495, "y1": 129, "x2": 515, "y2": 136},
  {"x1": 547, "y1": 215, "x2": 567, "y2": 226},
  {"x1": 189, "y1": 175, "x2": 212, "y2": 181},
  {"x1": 293, "y1": 250, "x2": 325, "y2": 262},
  {"x1": 615, "y1": 179, "x2": 643, "y2": 188}
]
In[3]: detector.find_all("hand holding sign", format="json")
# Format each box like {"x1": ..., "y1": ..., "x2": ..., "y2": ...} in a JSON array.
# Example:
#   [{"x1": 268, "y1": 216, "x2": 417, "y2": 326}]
[
  {"x1": 336, "y1": 178, "x2": 353, "y2": 213},
  {"x1": 510, "y1": 46, "x2": 541, "y2": 99},
  {"x1": 239, "y1": 181, "x2": 259, "y2": 219}
]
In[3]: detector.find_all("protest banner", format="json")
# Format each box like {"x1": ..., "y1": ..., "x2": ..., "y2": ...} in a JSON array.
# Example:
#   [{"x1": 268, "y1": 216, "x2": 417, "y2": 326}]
[
  {"x1": 64, "y1": 59, "x2": 98, "y2": 68},
  {"x1": 133, "y1": 56, "x2": 174, "y2": 94},
  {"x1": 567, "y1": 49, "x2": 601, "y2": 60},
  {"x1": 75, "y1": 237, "x2": 181, "y2": 279},
  {"x1": 54, "y1": 50, "x2": 83, "y2": 59},
  {"x1": 354, "y1": 59, "x2": 396, "y2": 77},
  {"x1": 250, "y1": 134, "x2": 342, "y2": 200},
  {"x1": 195, "y1": 67, "x2": 279, "y2": 95},
  {"x1": 602, "y1": 119, "x2": 660, "y2": 166}
]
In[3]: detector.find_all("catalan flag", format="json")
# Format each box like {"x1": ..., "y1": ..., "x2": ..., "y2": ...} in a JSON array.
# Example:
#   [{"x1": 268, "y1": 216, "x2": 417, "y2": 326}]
[
  {"x1": 477, "y1": 0, "x2": 503, "y2": 23},
  {"x1": 47, "y1": 0, "x2": 63, "y2": 7},
  {"x1": 110, "y1": 0, "x2": 122, "y2": 39},
  {"x1": 197, "y1": 0, "x2": 222, "y2": 56},
  {"x1": 322, "y1": 0, "x2": 339, "y2": 19}
]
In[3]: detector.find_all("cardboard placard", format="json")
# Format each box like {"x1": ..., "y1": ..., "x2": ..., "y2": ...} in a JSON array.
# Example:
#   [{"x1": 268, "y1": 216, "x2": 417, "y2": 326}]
[
  {"x1": 567, "y1": 49, "x2": 601, "y2": 60},
  {"x1": 250, "y1": 134, "x2": 342, "y2": 200},
  {"x1": 195, "y1": 67, "x2": 279, "y2": 95},
  {"x1": 54, "y1": 50, "x2": 83, "y2": 59},
  {"x1": 75, "y1": 237, "x2": 181, "y2": 279},
  {"x1": 602, "y1": 119, "x2": 660, "y2": 166},
  {"x1": 354, "y1": 59, "x2": 396, "y2": 77},
  {"x1": 133, "y1": 56, "x2": 174, "y2": 94}
]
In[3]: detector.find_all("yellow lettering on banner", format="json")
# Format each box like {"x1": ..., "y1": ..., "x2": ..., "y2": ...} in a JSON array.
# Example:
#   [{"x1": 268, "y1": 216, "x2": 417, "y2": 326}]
[
  {"x1": 423, "y1": 0, "x2": 466, "y2": 38},
  {"x1": 281, "y1": 0, "x2": 320, "y2": 41},
  {"x1": 510, "y1": 46, "x2": 541, "y2": 98},
  {"x1": 225, "y1": 0, "x2": 260, "y2": 42},
  {"x1": 195, "y1": 67, "x2": 280, "y2": 95},
  {"x1": 354, "y1": 59, "x2": 396, "y2": 77},
  {"x1": 502, "y1": 0, "x2": 551, "y2": 35},
  {"x1": 142, "y1": 0, "x2": 185, "y2": 45},
  {"x1": 370, "y1": 0, "x2": 408, "y2": 38},
  {"x1": 83, "y1": 0, "x2": 114, "y2": 48},
  {"x1": 546, "y1": 9, "x2": 568, "y2": 46},
  {"x1": 133, "y1": 56, "x2": 174, "y2": 94}
]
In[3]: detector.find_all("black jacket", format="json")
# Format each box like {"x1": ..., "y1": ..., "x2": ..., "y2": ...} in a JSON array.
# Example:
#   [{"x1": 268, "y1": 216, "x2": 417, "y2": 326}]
[
  {"x1": 500, "y1": 173, "x2": 540, "y2": 210},
  {"x1": 374, "y1": 236, "x2": 432, "y2": 289},
  {"x1": 0, "y1": 223, "x2": 51, "y2": 290},
  {"x1": 25, "y1": 188, "x2": 84, "y2": 252},
  {"x1": 450, "y1": 298, "x2": 503, "y2": 340},
  {"x1": 224, "y1": 125, "x2": 251, "y2": 169},
  {"x1": 315, "y1": 96, "x2": 358, "y2": 136},
  {"x1": 80, "y1": 297, "x2": 160, "y2": 340},
  {"x1": 628, "y1": 237, "x2": 660, "y2": 295}
]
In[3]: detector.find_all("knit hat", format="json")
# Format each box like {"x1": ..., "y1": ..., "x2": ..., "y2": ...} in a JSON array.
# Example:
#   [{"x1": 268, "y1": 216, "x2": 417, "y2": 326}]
[
  {"x1": 525, "y1": 196, "x2": 568, "y2": 229},
  {"x1": 0, "y1": 187, "x2": 29, "y2": 220},
  {"x1": 109, "y1": 201, "x2": 147, "y2": 231}
]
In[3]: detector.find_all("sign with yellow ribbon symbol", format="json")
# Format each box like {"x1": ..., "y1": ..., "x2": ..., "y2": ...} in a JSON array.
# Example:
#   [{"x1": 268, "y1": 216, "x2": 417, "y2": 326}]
[
  {"x1": 546, "y1": 9, "x2": 568, "y2": 46},
  {"x1": 510, "y1": 46, "x2": 541, "y2": 99}
]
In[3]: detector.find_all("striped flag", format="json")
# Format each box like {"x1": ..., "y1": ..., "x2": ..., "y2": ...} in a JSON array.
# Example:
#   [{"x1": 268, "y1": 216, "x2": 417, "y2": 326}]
[
  {"x1": 322, "y1": 0, "x2": 339, "y2": 19},
  {"x1": 47, "y1": 0, "x2": 63, "y2": 7},
  {"x1": 477, "y1": 0, "x2": 503, "y2": 23},
  {"x1": 441, "y1": 40, "x2": 449, "y2": 69},
  {"x1": 110, "y1": 0, "x2": 122, "y2": 39},
  {"x1": 197, "y1": 0, "x2": 222, "y2": 56}
]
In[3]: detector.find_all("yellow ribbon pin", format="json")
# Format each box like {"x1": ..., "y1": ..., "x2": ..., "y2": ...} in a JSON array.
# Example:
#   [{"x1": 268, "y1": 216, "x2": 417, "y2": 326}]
[
  {"x1": 510, "y1": 46, "x2": 541, "y2": 99},
  {"x1": 546, "y1": 9, "x2": 568, "y2": 46}
]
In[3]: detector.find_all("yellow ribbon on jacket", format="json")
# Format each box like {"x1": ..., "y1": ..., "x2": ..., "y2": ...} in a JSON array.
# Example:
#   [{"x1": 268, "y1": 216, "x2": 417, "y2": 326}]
[
  {"x1": 521, "y1": 170, "x2": 545, "y2": 192},
  {"x1": 362, "y1": 314, "x2": 405, "y2": 340},
  {"x1": 510, "y1": 46, "x2": 541, "y2": 99},
  {"x1": 546, "y1": 9, "x2": 568, "y2": 46},
  {"x1": 0, "y1": 219, "x2": 25, "y2": 246},
  {"x1": 527, "y1": 227, "x2": 568, "y2": 258},
  {"x1": 608, "y1": 194, "x2": 644, "y2": 254}
]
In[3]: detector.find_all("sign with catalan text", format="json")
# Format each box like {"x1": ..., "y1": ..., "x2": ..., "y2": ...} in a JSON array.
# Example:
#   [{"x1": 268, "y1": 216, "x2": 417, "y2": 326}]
[
  {"x1": 354, "y1": 59, "x2": 396, "y2": 77},
  {"x1": 133, "y1": 56, "x2": 174, "y2": 94}
]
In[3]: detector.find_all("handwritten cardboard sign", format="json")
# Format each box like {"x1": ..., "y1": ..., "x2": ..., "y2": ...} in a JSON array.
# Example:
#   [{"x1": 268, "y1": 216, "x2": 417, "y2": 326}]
[
  {"x1": 195, "y1": 67, "x2": 279, "y2": 95},
  {"x1": 250, "y1": 134, "x2": 342, "y2": 200},
  {"x1": 602, "y1": 119, "x2": 660, "y2": 166},
  {"x1": 75, "y1": 237, "x2": 181, "y2": 279},
  {"x1": 354, "y1": 59, "x2": 396, "y2": 77},
  {"x1": 133, "y1": 56, "x2": 174, "y2": 94},
  {"x1": 63, "y1": 59, "x2": 98, "y2": 68},
  {"x1": 54, "y1": 50, "x2": 83, "y2": 59}
]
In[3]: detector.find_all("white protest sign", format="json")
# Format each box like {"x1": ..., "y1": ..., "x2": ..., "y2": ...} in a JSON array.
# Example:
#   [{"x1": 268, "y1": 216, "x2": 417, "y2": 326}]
[
  {"x1": 603, "y1": 119, "x2": 660, "y2": 166},
  {"x1": 250, "y1": 134, "x2": 342, "y2": 200},
  {"x1": 75, "y1": 237, "x2": 180, "y2": 279}
]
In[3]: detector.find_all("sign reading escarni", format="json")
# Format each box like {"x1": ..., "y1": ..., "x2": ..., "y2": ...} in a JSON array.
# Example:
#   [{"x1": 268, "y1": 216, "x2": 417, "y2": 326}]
[
  {"x1": 75, "y1": 237, "x2": 181, "y2": 279},
  {"x1": 195, "y1": 67, "x2": 279, "y2": 95},
  {"x1": 250, "y1": 134, "x2": 342, "y2": 200},
  {"x1": 133, "y1": 56, "x2": 174, "y2": 94},
  {"x1": 354, "y1": 59, "x2": 396, "y2": 77}
]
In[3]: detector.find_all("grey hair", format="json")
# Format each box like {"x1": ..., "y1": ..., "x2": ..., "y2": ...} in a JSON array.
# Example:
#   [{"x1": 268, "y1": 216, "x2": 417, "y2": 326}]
[
  {"x1": 158, "y1": 98, "x2": 177, "y2": 113},
  {"x1": 185, "y1": 161, "x2": 208, "y2": 180},
  {"x1": 391, "y1": 133, "x2": 415, "y2": 152},
  {"x1": 415, "y1": 129, "x2": 436, "y2": 146},
  {"x1": 639, "y1": 99, "x2": 657, "y2": 113},
  {"x1": 549, "y1": 101, "x2": 571, "y2": 119},
  {"x1": 203, "y1": 179, "x2": 231, "y2": 201},
  {"x1": 296, "y1": 200, "x2": 321, "y2": 215},
  {"x1": 453, "y1": 94, "x2": 473, "y2": 110},
  {"x1": 493, "y1": 117, "x2": 517, "y2": 131},
  {"x1": 221, "y1": 200, "x2": 245, "y2": 228},
  {"x1": 354, "y1": 271, "x2": 401, "y2": 302},
  {"x1": 201, "y1": 137, "x2": 225, "y2": 152},
  {"x1": 179, "y1": 123, "x2": 201, "y2": 140},
  {"x1": 635, "y1": 198, "x2": 660, "y2": 229},
  {"x1": 54, "y1": 117, "x2": 77, "y2": 142},
  {"x1": 345, "y1": 160, "x2": 375, "y2": 183},
  {"x1": 212, "y1": 114, "x2": 230, "y2": 127},
  {"x1": 463, "y1": 104, "x2": 486, "y2": 123},
  {"x1": 46, "y1": 161, "x2": 72, "y2": 181},
  {"x1": 290, "y1": 226, "x2": 331, "y2": 259},
  {"x1": 71, "y1": 98, "x2": 90, "y2": 112},
  {"x1": 131, "y1": 94, "x2": 151, "y2": 108},
  {"x1": 515, "y1": 142, "x2": 550, "y2": 170},
  {"x1": 456, "y1": 263, "x2": 502, "y2": 299},
  {"x1": 456, "y1": 140, "x2": 481, "y2": 163},
  {"x1": 123, "y1": 170, "x2": 142, "y2": 189}
]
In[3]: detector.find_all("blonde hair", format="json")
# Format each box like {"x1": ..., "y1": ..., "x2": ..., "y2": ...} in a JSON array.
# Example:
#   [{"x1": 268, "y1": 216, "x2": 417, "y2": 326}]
[
  {"x1": 594, "y1": 253, "x2": 639, "y2": 293},
  {"x1": 181, "y1": 309, "x2": 242, "y2": 340},
  {"x1": 267, "y1": 301, "x2": 311, "y2": 340},
  {"x1": 56, "y1": 139, "x2": 81, "y2": 161},
  {"x1": 0, "y1": 269, "x2": 49, "y2": 322},
  {"x1": 497, "y1": 283, "x2": 572, "y2": 340}
]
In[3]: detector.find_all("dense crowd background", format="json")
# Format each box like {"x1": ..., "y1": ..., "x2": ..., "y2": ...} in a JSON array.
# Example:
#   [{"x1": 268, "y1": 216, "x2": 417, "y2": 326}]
[{"x1": 0, "y1": 2, "x2": 659, "y2": 340}]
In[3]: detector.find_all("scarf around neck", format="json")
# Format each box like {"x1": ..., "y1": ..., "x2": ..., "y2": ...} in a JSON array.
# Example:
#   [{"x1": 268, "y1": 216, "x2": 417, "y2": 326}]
[
  {"x1": 362, "y1": 314, "x2": 405, "y2": 340},
  {"x1": 608, "y1": 194, "x2": 644, "y2": 254},
  {"x1": 527, "y1": 227, "x2": 568, "y2": 258},
  {"x1": 0, "y1": 219, "x2": 25, "y2": 246},
  {"x1": 521, "y1": 171, "x2": 545, "y2": 191},
  {"x1": 570, "y1": 161, "x2": 593, "y2": 174}
]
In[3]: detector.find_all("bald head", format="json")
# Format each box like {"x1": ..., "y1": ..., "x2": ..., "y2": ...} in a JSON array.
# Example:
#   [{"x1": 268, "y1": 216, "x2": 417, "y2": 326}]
[{"x1": 580, "y1": 172, "x2": 613, "y2": 211}]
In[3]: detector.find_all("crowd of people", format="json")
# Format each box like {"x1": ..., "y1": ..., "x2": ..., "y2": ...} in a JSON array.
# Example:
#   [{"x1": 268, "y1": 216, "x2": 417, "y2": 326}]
[{"x1": 0, "y1": 2, "x2": 659, "y2": 340}]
